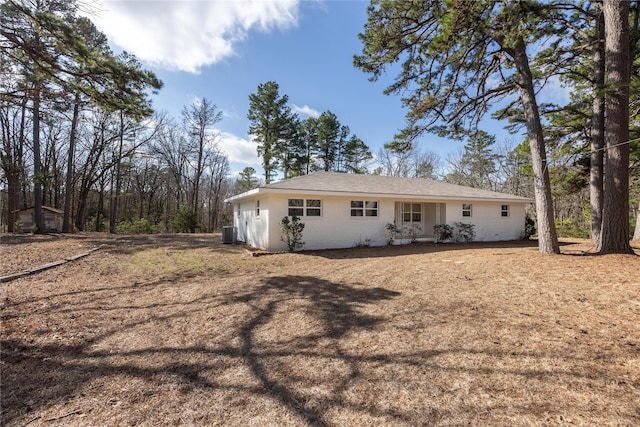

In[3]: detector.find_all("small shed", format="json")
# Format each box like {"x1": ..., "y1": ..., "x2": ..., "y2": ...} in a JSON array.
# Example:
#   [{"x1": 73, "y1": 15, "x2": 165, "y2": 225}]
[{"x1": 13, "y1": 206, "x2": 64, "y2": 233}]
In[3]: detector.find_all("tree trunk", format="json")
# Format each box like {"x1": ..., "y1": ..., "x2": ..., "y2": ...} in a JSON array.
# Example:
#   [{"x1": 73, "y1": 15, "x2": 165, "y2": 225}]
[
  {"x1": 590, "y1": 4, "x2": 605, "y2": 244},
  {"x1": 109, "y1": 110, "x2": 124, "y2": 234},
  {"x1": 633, "y1": 203, "x2": 640, "y2": 241},
  {"x1": 75, "y1": 183, "x2": 89, "y2": 232},
  {"x1": 192, "y1": 137, "x2": 203, "y2": 233},
  {"x1": 598, "y1": 0, "x2": 633, "y2": 254},
  {"x1": 63, "y1": 93, "x2": 80, "y2": 232},
  {"x1": 32, "y1": 83, "x2": 45, "y2": 233},
  {"x1": 0, "y1": 100, "x2": 27, "y2": 233},
  {"x1": 512, "y1": 43, "x2": 560, "y2": 254},
  {"x1": 96, "y1": 186, "x2": 104, "y2": 232}
]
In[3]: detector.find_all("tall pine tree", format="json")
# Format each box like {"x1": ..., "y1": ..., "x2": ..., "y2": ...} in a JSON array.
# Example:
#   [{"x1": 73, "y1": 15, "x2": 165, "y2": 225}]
[
  {"x1": 248, "y1": 81, "x2": 293, "y2": 183},
  {"x1": 355, "y1": 0, "x2": 570, "y2": 253}
]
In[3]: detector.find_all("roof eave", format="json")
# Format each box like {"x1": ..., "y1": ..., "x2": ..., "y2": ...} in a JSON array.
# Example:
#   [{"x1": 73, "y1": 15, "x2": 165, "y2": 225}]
[
  {"x1": 223, "y1": 187, "x2": 261, "y2": 203},
  {"x1": 227, "y1": 187, "x2": 533, "y2": 204}
]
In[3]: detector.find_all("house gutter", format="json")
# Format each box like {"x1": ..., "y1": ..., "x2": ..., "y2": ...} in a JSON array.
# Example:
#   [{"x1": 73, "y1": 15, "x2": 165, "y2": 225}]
[{"x1": 225, "y1": 187, "x2": 533, "y2": 204}]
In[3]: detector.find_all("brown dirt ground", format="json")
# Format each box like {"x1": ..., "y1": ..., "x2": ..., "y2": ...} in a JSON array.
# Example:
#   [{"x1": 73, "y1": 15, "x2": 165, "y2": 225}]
[{"x1": 1, "y1": 233, "x2": 639, "y2": 426}]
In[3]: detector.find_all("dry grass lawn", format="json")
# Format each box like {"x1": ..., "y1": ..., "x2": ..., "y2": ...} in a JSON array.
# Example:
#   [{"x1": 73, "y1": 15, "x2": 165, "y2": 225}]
[{"x1": 1, "y1": 233, "x2": 639, "y2": 426}]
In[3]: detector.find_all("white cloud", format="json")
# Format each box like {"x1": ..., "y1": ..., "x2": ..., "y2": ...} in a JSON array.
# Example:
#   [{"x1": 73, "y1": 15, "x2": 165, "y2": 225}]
[
  {"x1": 91, "y1": 0, "x2": 300, "y2": 73},
  {"x1": 538, "y1": 75, "x2": 572, "y2": 105},
  {"x1": 217, "y1": 131, "x2": 261, "y2": 166},
  {"x1": 292, "y1": 104, "x2": 320, "y2": 118}
]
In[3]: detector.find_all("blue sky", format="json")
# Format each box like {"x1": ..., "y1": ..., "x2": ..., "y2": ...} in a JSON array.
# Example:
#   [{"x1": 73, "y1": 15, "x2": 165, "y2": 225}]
[{"x1": 89, "y1": 0, "x2": 570, "y2": 179}]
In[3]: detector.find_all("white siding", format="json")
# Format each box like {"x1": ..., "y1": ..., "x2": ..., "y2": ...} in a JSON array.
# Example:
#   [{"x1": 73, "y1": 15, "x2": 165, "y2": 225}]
[
  {"x1": 266, "y1": 194, "x2": 395, "y2": 251},
  {"x1": 232, "y1": 194, "x2": 528, "y2": 251},
  {"x1": 445, "y1": 201, "x2": 526, "y2": 241},
  {"x1": 234, "y1": 196, "x2": 270, "y2": 249}
]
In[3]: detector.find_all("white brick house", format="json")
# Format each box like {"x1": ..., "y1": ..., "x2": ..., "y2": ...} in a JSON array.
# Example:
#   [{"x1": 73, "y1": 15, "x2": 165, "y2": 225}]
[{"x1": 225, "y1": 172, "x2": 532, "y2": 251}]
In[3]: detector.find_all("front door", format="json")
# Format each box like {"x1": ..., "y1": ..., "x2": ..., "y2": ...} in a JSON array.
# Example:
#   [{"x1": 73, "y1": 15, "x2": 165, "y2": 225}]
[{"x1": 395, "y1": 202, "x2": 440, "y2": 237}]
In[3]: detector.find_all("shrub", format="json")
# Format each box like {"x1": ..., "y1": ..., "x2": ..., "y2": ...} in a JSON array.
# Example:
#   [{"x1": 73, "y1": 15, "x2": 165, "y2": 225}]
[
  {"x1": 385, "y1": 223, "x2": 399, "y2": 245},
  {"x1": 433, "y1": 223, "x2": 453, "y2": 242},
  {"x1": 354, "y1": 236, "x2": 373, "y2": 247},
  {"x1": 116, "y1": 218, "x2": 159, "y2": 234},
  {"x1": 524, "y1": 213, "x2": 536, "y2": 239},
  {"x1": 405, "y1": 224, "x2": 421, "y2": 242},
  {"x1": 454, "y1": 222, "x2": 476, "y2": 243},
  {"x1": 280, "y1": 216, "x2": 305, "y2": 252},
  {"x1": 556, "y1": 218, "x2": 589, "y2": 239},
  {"x1": 171, "y1": 205, "x2": 199, "y2": 233},
  {"x1": 386, "y1": 223, "x2": 421, "y2": 245}
]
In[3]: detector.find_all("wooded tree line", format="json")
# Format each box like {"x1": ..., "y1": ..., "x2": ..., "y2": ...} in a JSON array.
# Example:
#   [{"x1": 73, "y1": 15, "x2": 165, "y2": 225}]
[
  {"x1": 248, "y1": 81, "x2": 374, "y2": 183},
  {"x1": 0, "y1": 0, "x2": 234, "y2": 233},
  {"x1": 355, "y1": 0, "x2": 639, "y2": 254}
]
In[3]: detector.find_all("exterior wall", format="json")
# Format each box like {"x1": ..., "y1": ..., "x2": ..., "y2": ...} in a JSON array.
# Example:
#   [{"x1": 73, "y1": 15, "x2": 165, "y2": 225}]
[
  {"x1": 233, "y1": 196, "x2": 269, "y2": 249},
  {"x1": 266, "y1": 193, "x2": 396, "y2": 251},
  {"x1": 15, "y1": 208, "x2": 62, "y2": 232},
  {"x1": 232, "y1": 193, "x2": 528, "y2": 251},
  {"x1": 445, "y1": 201, "x2": 526, "y2": 241},
  {"x1": 17, "y1": 211, "x2": 34, "y2": 232}
]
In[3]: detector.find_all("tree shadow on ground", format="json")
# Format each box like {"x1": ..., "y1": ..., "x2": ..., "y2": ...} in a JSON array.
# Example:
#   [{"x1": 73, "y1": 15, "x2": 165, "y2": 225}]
[
  {"x1": 1, "y1": 273, "x2": 400, "y2": 425},
  {"x1": 2, "y1": 272, "x2": 637, "y2": 425}
]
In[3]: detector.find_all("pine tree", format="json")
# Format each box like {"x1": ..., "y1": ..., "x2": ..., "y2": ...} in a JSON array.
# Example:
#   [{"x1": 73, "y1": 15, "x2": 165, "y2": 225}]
[
  {"x1": 598, "y1": 0, "x2": 633, "y2": 254},
  {"x1": 248, "y1": 81, "x2": 292, "y2": 183},
  {"x1": 355, "y1": 0, "x2": 564, "y2": 253}
]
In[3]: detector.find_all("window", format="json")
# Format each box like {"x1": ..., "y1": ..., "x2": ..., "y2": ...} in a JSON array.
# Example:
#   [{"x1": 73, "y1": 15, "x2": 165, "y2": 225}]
[
  {"x1": 501, "y1": 205, "x2": 509, "y2": 217},
  {"x1": 306, "y1": 199, "x2": 322, "y2": 216},
  {"x1": 256, "y1": 200, "x2": 260, "y2": 216},
  {"x1": 351, "y1": 200, "x2": 378, "y2": 217},
  {"x1": 403, "y1": 203, "x2": 422, "y2": 223},
  {"x1": 462, "y1": 204, "x2": 472, "y2": 217},
  {"x1": 288, "y1": 199, "x2": 322, "y2": 217},
  {"x1": 237, "y1": 204, "x2": 241, "y2": 218},
  {"x1": 288, "y1": 199, "x2": 304, "y2": 217}
]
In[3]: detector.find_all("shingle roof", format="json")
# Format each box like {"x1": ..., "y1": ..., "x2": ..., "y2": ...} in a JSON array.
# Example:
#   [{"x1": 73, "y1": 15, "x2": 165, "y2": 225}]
[{"x1": 244, "y1": 172, "x2": 531, "y2": 203}]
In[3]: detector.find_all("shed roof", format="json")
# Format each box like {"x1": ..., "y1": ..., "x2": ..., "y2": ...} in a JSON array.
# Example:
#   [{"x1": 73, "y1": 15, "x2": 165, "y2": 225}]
[
  {"x1": 227, "y1": 172, "x2": 532, "y2": 203},
  {"x1": 12, "y1": 206, "x2": 64, "y2": 214}
]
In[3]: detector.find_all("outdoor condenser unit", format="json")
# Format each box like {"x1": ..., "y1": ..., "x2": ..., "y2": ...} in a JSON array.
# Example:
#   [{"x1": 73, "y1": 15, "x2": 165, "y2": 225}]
[{"x1": 222, "y1": 226, "x2": 237, "y2": 244}]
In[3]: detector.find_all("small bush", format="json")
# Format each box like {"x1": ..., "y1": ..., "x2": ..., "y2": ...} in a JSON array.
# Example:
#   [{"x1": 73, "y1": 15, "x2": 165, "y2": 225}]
[
  {"x1": 354, "y1": 237, "x2": 373, "y2": 247},
  {"x1": 405, "y1": 224, "x2": 421, "y2": 242},
  {"x1": 116, "y1": 218, "x2": 159, "y2": 234},
  {"x1": 433, "y1": 223, "x2": 453, "y2": 242},
  {"x1": 556, "y1": 218, "x2": 589, "y2": 239},
  {"x1": 280, "y1": 216, "x2": 305, "y2": 252},
  {"x1": 524, "y1": 213, "x2": 536, "y2": 239},
  {"x1": 454, "y1": 222, "x2": 476, "y2": 243},
  {"x1": 385, "y1": 223, "x2": 399, "y2": 245},
  {"x1": 386, "y1": 223, "x2": 421, "y2": 245},
  {"x1": 171, "y1": 206, "x2": 199, "y2": 233}
]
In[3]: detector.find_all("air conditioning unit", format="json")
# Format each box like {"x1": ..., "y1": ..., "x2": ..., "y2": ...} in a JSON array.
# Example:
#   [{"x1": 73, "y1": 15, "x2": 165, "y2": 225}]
[{"x1": 222, "y1": 226, "x2": 237, "y2": 244}]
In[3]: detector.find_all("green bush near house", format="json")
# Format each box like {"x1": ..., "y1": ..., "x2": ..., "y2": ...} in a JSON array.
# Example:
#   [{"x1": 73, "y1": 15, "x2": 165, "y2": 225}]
[
  {"x1": 280, "y1": 216, "x2": 305, "y2": 252},
  {"x1": 433, "y1": 223, "x2": 453, "y2": 243},
  {"x1": 524, "y1": 214, "x2": 536, "y2": 239},
  {"x1": 454, "y1": 222, "x2": 476, "y2": 243}
]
